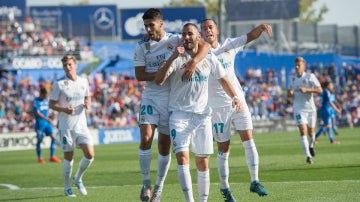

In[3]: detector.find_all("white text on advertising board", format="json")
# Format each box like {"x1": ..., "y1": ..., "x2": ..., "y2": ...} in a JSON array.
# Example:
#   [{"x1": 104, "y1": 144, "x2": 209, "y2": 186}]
[{"x1": 103, "y1": 129, "x2": 133, "y2": 144}]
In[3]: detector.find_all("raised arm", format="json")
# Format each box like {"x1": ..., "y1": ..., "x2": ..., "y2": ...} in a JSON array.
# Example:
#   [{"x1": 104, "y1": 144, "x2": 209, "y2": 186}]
[{"x1": 246, "y1": 24, "x2": 273, "y2": 44}]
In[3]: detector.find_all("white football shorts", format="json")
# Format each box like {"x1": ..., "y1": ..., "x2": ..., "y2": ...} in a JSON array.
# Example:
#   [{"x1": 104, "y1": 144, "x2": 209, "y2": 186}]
[
  {"x1": 58, "y1": 128, "x2": 93, "y2": 152},
  {"x1": 293, "y1": 110, "x2": 317, "y2": 128},
  {"x1": 169, "y1": 111, "x2": 213, "y2": 156},
  {"x1": 211, "y1": 105, "x2": 253, "y2": 142},
  {"x1": 138, "y1": 98, "x2": 170, "y2": 135}
]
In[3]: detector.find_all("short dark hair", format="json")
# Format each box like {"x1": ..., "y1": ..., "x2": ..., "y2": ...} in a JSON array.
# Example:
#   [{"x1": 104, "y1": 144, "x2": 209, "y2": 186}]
[
  {"x1": 40, "y1": 87, "x2": 47, "y2": 95},
  {"x1": 323, "y1": 81, "x2": 331, "y2": 88},
  {"x1": 183, "y1": 23, "x2": 199, "y2": 32},
  {"x1": 142, "y1": 8, "x2": 163, "y2": 20},
  {"x1": 201, "y1": 18, "x2": 217, "y2": 26}
]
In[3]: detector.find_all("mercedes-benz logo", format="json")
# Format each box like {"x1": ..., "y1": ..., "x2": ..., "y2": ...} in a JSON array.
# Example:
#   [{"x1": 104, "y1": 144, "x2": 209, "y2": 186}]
[{"x1": 93, "y1": 7, "x2": 114, "y2": 30}]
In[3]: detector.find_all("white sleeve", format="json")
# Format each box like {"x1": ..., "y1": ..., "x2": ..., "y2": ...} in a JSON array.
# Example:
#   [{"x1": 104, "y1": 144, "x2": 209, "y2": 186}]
[
  {"x1": 310, "y1": 73, "x2": 321, "y2": 87},
  {"x1": 222, "y1": 35, "x2": 247, "y2": 53},
  {"x1": 83, "y1": 78, "x2": 90, "y2": 97},
  {"x1": 49, "y1": 81, "x2": 59, "y2": 101},
  {"x1": 133, "y1": 42, "x2": 145, "y2": 67}
]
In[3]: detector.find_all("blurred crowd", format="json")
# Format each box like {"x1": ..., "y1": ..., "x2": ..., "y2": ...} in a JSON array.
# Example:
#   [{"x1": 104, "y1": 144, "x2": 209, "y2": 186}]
[
  {"x1": 0, "y1": 15, "x2": 85, "y2": 60},
  {"x1": 0, "y1": 61, "x2": 359, "y2": 133},
  {"x1": 0, "y1": 72, "x2": 142, "y2": 133}
]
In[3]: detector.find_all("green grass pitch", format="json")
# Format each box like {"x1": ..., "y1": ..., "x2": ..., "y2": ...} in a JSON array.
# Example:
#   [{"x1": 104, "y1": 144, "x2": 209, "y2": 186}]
[{"x1": 0, "y1": 127, "x2": 359, "y2": 201}]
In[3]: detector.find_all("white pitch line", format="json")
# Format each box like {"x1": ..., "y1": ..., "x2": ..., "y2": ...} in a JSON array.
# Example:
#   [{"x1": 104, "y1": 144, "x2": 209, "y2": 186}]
[
  {"x1": 2, "y1": 180, "x2": 360, "y2": 190},
  {"x1": 0, "y1": 184, "x2": 20, "y2": 190}
]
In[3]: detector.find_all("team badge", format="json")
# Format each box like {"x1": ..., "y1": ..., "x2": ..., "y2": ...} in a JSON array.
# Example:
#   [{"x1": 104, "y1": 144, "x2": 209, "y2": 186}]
[
  {"x1": 81, "y1": 86, "x2": 85, "y2": 90},
  {"x1": 224, "y1": 48, "x2": 230, "y2": 54},
  {"x1": 145, "y1": 42, "x2": 150, "y2": 50},
  {"x1": 140, "y1": 115, "x2": 145, "y2": 122},
  {"x1": 64, "y1": 81, "x2": 68, "y2": 86},
  {"x1": 167, "y1": 43, "x2": 173, "y2": 50},
  {"x1": 182, "y1": 55, "x2": 188, "y2": 63},
  {"x1": 202, "y1": 61, "x2": 209, "y2": 69}
]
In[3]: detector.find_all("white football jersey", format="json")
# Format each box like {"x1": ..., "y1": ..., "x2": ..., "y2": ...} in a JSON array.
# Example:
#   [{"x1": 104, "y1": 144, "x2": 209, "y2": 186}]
[
  {"x1": 208, "y1": 36, "x2": 247, "y2": 108},
  {"x1": 134, "y1": 32, "x2": 181, "y2": 100},
  {"x1": 289, "y1": 72, "x2": 321, "y2": 112},
  {"x1": 49, "y1": 76, "x2": 90, "y2": 130},
  {"x1": 167, "y1": 52, "x2": 226, "y2": 114}
]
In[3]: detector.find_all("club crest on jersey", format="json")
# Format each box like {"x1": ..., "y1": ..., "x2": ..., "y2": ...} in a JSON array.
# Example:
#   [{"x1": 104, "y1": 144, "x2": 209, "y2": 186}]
[
  {"x1": 145, "y1": 43, "x2": 150, "y2": 50},
  {"x1": 182, "y1": 55, "x2": 188, "y2": 63},
  {"x1": 64, "y1": 81, "x2": 69, "y2": 86},
  {"x1": 140, "y1": 115, "x2": 145, "y2": 122},
  {"x1": 224, "y1": 48, "x2": 230, "y2": 54},
  {"x1": 167, "y1": 43, "x2": 173, "y2": 50},
  {"x1": 202, "y1": 61, "x2": 209, "y2": 69},
  {"x1": 81, "y1": 86, "x2": 85, "y2": 90}
]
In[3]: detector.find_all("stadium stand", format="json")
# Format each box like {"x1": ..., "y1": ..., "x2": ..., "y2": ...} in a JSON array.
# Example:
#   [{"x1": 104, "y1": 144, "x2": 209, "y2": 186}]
[{"x1": 0, "y1": 6, "x2": 359, "y2": 134}]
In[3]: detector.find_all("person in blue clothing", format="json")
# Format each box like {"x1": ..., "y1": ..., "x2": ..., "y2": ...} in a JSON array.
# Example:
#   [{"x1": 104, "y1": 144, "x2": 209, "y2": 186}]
[
  {"x1": 329, "y1": 90, "x2": 340, "y2": 135},
  {"x1": 33, "y1": 87, "x2": 62, "y2": 164},
  {"x1": 315, "y1": 81, "x2": 341, "y2": 144}
]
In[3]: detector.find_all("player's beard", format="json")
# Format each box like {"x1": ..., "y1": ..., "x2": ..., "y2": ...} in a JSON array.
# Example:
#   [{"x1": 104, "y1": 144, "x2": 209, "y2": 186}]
[{"x1": 184, "y1": 41, "x2": 195, "y2": 51}]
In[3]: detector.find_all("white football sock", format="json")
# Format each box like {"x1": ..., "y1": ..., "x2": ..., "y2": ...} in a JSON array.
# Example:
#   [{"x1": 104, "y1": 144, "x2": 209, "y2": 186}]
[
  {"x1": 74, "y1": 156, "x2": 94, "y2": 182},
  {"x1": 138, "y1": 149, "x2": 152, "y2": 186},
  {"x1": 309, "y1": 135, "x2": 315, "y2": 148},
  {"x1": 62, "y1": 159, "x2": 73, "y2": 188},
  {"x1": 178, "y1": 164, "x2": 194, "y2": 202},
  {"x1": 197, "y1": 170, "x2": 210, "y2": 202},
  {"x1": 155, "y1": 153, "x2": 171, "y2": 188},
  {"x1": 216, "y1": 152, "x2": 230, "y2": 189},
  {"x1": 243, "y1": 139, "x2": 259, "y2": 182},
  {"x1": 300, "y1": 136, "x2": 311, "y2": 157}
]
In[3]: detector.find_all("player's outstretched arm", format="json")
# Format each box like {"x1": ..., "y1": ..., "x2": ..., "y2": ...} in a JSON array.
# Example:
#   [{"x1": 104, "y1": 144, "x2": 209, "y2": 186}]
[{"x1": 246, "y1": 24, "x2": 273, "y2": 44}]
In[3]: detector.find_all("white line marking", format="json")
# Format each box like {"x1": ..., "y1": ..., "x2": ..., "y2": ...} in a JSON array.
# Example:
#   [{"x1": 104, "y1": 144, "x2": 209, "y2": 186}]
[
  {"x1": 0, "y1": 184, "x2": 20, "y2": 190},
  {"x1": 6, "y1": 180, "x2": 360, "y2": 190}
]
